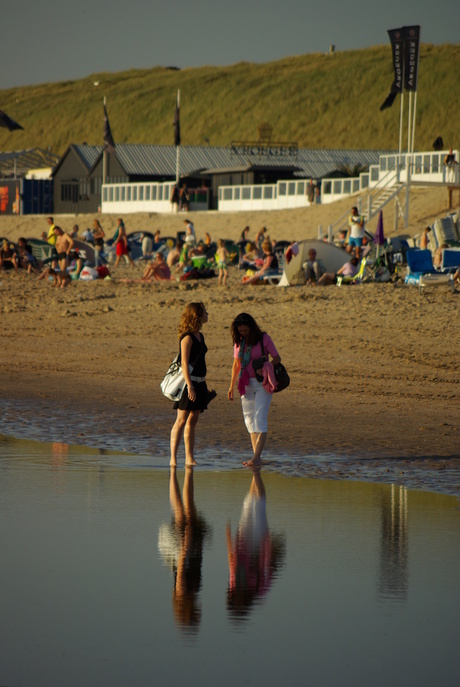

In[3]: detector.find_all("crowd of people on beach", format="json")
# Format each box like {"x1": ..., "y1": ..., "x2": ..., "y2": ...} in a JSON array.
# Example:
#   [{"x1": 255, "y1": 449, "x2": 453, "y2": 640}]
[{"x1": 2, "y1": 206, "x2": 460, "y2": 288}]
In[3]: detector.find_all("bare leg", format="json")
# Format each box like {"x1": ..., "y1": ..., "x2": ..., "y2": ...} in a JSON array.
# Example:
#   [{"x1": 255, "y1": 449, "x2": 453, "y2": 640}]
[
  {"x1": 184, "y1": 411, "x2": 200, "y2": 466},
  {"x1": 170, "y1": 410, "x2": 189, "y2": 466},
  {"x1": 243, "y1": 432, "x2": 267, "y2": 467}
]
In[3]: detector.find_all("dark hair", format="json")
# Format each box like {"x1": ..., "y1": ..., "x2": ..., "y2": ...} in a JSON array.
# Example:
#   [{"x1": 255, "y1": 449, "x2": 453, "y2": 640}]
[{"x1": 231, "y1": 313, "x2": 263, "y2": 346}]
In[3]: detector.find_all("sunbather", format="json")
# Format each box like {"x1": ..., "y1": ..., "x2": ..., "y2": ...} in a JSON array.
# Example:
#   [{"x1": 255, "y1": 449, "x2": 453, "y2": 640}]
[
  {"x1": 241, "y1": 241, "x2": 278, "y2": 285},
  {"x1": 315, "y1": 256, "x2": 360, "y2": 286}
]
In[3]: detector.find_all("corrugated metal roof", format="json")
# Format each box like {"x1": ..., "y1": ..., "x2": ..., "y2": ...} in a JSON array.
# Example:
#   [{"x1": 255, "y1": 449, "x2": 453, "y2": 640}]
[
  {"x1": 0, "y1": 148, "x2": 60, "y2": 177},
  {"x1": 71, "y1": 143, "x2": 393, "y2": 180},
  {"x1": 74, "y1": 144, "x2": 103, "y2": 169}
]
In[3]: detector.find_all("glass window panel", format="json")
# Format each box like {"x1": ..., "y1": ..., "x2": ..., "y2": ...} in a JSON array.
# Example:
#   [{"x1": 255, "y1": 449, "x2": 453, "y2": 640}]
[
  {"x1": 333, "y1": 180, "x2": 342, "y2": 194},
  {"x1": 223, "y1": 188, "x2": 232, "y2": 200},
  {"x1": 139, "y1": 186, "x2": 144, "y2": 200},
  {"x1": 109, "y1": 187, "x2": 114, "y2": 201},
  {"x1": 423, "y1": 155, "x2": 430, "y2": 173},
  {"x1": 264, "y1": 186, "x2": 273, "y2": 199},
  {"x1": 127, "y1": 187, "x2": 131, "y2": 201},
  {"x1": 152, "y1": 186, "x2": 157, "y2": 200},
  {"x1": 344, "y1": 180, "x2": 351, "y2": 194},
  {"x1": 158, "y1": 186, "x2": 163, "y2": 201},
  {"x1": 432, "y1": 156, "x2": 439, "y2": 173},
  {"x1": 145, "y1": 186, "x2": 150, "y2": 200},
  {"x1": 242, "y1": 187, "x2": 251, "y2": 200},
  {"x1": 278, "y1": 182, "x2": 286, "y2": 196},
  {"x1": 132, "y1": 187, "x2": 137, "y2": 201},
  {"x1": 115, "y1": 187, "x2": 120, "y2": 201},
  {"x1": 253, "y1": 187, "x2": 262, "y2": 199},
  {"x1": 297, "y1": 182, "x2": 305, "y2": 195},
  {"x1": 288, "y1": 182, "x2": 296, "y2": 196},
  {"x1": 234, "y1": 188, "x2": 240, "y2": 200},
  {"x1": 121, "y1": 187, "x2": 125, "y2": 201}
]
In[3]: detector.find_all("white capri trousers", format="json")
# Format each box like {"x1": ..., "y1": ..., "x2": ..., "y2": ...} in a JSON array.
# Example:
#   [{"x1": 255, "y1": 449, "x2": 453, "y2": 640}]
[{"x1": 241, "y1": 378, "x2": 273, "y2": 434}]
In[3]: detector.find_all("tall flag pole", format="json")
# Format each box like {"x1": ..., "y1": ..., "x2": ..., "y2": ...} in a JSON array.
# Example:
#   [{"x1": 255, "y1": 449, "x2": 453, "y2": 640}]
[
  {"x1": 103, "y1": 97, "x2": 116, "y2": 186},
  {"x1": 0, "y1": 109, "x2": 24, "y2": 131},
  {"x1": 380, "y1": 26, "x2": 420, "y2": 229},
  {"x1": 174, "y1": 90, "x2": 181, "y2": 184}
]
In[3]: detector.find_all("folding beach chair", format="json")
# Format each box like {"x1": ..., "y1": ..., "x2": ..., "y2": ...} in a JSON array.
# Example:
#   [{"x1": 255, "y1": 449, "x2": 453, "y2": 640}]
[
  {"x1": 405, "y1": 249, "x2": 454, "y2": 293},
  {"x1": 337, "y1": 257, "x2": 368, "y2": 286}
]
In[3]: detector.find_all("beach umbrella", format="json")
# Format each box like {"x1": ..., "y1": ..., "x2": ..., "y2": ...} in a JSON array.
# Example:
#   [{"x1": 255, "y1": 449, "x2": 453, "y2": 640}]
[{"x1": 374, "y1": 210, "x2": 385, "y2": 258}]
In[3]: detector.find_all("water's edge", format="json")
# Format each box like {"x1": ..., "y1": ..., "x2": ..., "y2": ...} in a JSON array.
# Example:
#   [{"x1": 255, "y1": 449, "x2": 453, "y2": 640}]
[{"x1": 1, "y1": 398, "x2": 459, "y2": 497}]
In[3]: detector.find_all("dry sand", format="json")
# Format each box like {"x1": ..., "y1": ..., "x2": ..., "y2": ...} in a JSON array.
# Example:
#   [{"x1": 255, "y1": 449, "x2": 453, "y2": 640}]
[{"x1": 1, "y1": 185, "x2": 459, "y2": 495}]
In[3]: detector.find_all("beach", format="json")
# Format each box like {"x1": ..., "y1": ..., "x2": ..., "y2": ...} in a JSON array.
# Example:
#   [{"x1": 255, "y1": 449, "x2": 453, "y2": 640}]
[{"x1": 1, "y1": 185, "x2": 459, "y2": 495}]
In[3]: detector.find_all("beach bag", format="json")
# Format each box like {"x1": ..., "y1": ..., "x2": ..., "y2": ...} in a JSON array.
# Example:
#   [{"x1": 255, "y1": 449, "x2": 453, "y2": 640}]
[
  {"x1": 273, "y1": 363, "x2": 290, "y2": 393},
  {"x1": 257, "y1": 336, "x2": 290, "y2": 391},
  {"x1": 161, "y1": 342, "x2": 199, "y2": 401},
  {"x1": 161, "y1": 354, "x2": 189, "y2": 401}
]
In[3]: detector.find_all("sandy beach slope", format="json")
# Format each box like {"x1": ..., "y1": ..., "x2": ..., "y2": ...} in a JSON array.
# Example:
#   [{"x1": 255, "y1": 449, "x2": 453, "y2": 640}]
[{"x1": 0, "y1": 185, "x2": 459, "y2": 494}]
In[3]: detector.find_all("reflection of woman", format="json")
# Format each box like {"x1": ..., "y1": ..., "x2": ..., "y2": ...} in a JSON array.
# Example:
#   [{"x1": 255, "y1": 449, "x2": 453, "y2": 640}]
[
  {"x1": 170, "y1": 302, "x2": 216, "y2": 467},
  {"x1": 228, "y1": 313, "x2": 281, "y2": 467},
  {"x1": 227, "y1": 469, "x2": 285, "y2": 621},
  {"x1": 158, "y1": 468, "x2": 210, "y2": 630}
]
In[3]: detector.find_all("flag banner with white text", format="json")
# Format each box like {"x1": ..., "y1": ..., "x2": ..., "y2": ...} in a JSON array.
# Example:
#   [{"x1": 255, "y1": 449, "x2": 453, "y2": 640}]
[{"x1": 380, "y1": 25, "x2": 420, "y2": 110}]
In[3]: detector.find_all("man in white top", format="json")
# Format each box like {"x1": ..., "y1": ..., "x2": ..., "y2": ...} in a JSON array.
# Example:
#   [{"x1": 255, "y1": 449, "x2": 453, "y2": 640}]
[{"x1": 347, "y1": 206, "x2": 365, "y2": 257}]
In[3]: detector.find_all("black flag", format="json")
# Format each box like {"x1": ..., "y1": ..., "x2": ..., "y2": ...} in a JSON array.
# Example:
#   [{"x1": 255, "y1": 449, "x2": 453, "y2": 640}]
[
  {"x1": 103, "y1": 104, "x2": 115, "y2": 153},
  {"x1": 0, "y1": 109, "x2": 24, "y2": 131},
  {"x1": 403, "y1": 25, "x2": 420, "y2": 92},
  {"x1": 380, "y1": 26, "x2": 420, "y2": 110},
  {"x1": 173, "y1": 94, "x2": 181, "y2": 147},
  {"x1": 380, "y1": 28, "x2": 404, "y2": 110}
]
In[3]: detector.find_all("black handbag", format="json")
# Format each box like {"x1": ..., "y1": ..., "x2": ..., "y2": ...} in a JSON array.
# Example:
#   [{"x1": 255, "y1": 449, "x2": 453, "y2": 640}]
[
  {"x1": 273, "y1": 362, "x2": 290, "y2": 393},
  {"x1": 255, "y1": 336, "x2": 290, "y2": 392}
]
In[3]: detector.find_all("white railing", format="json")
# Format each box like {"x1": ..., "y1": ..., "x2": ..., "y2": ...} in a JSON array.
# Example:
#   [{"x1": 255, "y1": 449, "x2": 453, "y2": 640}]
[
  {"x1": 101, "y1": 181, "x2": 209, "y2": 213},
  {"x1": 321, "y1": 150, "x2": 460, "y2": 205},
  {"x1": 100, "y1": 149, "x2": 459, "y2": 215},
  {"x1": 218, "y1": 179, "x2": 317, "y2": 211}
]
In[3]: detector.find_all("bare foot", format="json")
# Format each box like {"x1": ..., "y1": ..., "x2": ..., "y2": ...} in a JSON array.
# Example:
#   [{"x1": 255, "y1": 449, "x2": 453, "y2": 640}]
[
  {"x1": 185, "y1": 459, "x2": 198, "y2": 467},
  {"x1": 242, "y1": 458, "x2": 262, "y2": 468},
  {"x1": 169, "y1": 459, "x2": 177, "y2": 467}
]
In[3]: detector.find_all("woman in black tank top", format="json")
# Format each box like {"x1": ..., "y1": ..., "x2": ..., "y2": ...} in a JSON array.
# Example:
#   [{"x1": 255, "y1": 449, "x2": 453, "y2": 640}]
[{"x1": 170, "y1": 302, "x2": 216, "y2": 467}]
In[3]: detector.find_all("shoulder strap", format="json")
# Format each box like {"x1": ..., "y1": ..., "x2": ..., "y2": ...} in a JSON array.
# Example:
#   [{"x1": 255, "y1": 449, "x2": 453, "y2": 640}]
[{"x1": 260, "y1": 333, "x2": 266, "y2": 358}]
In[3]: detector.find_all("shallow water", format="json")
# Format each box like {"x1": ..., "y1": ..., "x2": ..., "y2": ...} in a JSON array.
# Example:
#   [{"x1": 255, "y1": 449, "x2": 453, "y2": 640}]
[
  {"x1": 1, "y1": 435, "x2": 459, "y2": 687},
  {"x1": 1, "y1": 398, "x2": 459, "y2": 495}
]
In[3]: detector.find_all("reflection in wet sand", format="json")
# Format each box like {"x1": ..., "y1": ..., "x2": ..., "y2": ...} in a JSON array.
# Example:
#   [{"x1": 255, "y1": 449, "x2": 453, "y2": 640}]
[
  {"x1": 226, "y1": 468, "x2": 286, "y2": 621},
  {"x1": 158, "y1": 468, "x2": 211, "y2": 632}
]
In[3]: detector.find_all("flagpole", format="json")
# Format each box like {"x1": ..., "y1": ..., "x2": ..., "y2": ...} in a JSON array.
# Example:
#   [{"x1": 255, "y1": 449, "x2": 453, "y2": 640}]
[
  {"x1": 175, "y1": 89, "x2": 180, "y2": 185},
  {"x1": 103, "y1": 96, "x2": 108, "y2": 185},
  {"x1": 411, "y1": 91, "x2": 417, "y2": 156}
]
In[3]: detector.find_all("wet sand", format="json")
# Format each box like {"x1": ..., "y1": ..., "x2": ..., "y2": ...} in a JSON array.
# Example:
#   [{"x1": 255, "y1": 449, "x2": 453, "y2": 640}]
[{"x1": 1, "y1": 187, "x2": 459, "y2": 496}]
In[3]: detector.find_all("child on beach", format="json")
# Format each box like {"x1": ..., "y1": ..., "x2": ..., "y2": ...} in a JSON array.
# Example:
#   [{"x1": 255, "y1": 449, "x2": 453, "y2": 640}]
[{"x1": 216, "y1": 239, "x2": 228, "y2": 286}]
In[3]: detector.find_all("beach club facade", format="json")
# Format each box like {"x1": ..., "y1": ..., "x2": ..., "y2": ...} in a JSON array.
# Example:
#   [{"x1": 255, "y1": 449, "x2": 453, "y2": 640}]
[{"x1": 50, "y1": 143, "x2": 386, "y2": 215}]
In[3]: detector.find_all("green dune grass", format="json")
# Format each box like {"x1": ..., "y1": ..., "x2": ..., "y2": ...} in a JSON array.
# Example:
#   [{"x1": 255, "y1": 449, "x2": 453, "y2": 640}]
[{"x1": 1, "y1": 44, "x2": 459, "y2": 156}]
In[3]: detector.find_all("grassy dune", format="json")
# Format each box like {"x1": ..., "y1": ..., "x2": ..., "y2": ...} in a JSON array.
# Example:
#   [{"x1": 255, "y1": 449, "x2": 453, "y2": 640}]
[{"x1": 1, "y1": 44, "x2": 459, "y2": 155}]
